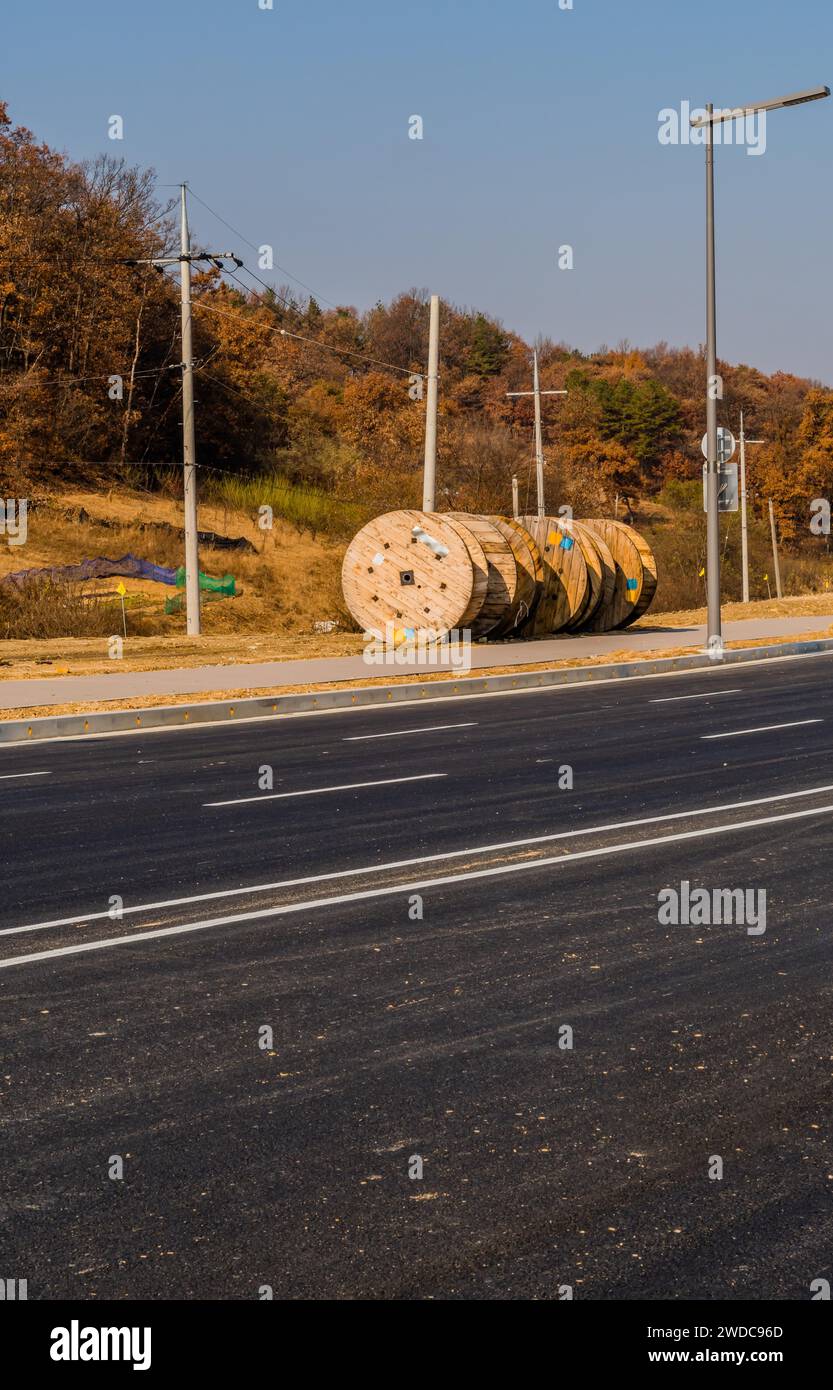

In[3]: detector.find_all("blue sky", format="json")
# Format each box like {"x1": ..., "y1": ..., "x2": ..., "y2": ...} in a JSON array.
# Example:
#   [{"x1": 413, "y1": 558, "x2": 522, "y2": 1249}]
[{"x1": 3, "y1": 0, "x2": 833, "y2": 381}]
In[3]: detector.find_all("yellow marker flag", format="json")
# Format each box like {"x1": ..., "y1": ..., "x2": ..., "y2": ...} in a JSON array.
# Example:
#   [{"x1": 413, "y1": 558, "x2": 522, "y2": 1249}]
[
  {"x1": 116, "y1": 581, "x2": 127, "y2": 597},
  {"x1": 698, "y1": 567, "x2": 705, "y2": 578}
]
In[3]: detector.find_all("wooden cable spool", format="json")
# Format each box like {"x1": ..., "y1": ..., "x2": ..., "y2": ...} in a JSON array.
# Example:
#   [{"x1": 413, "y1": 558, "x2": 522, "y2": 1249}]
[
  {"x1": 342, "y1": 509, "x2": 656, "y2": 640},
  {"x1": 447, "y1": 513, "x2": 521, "y2": 638},
  {"x1": 341, "y1": 510, "x2": 482, "y2": 636},
  {"x1": 484, "y1": 515, "x2": 543, "y2": 638},
  {"x1": 562, "y1": 520, "x2": 608, "y2": 631},
  {"x1": 517, "y1": 515, "x2": 590, "y2": 634},
  {"x1": 571, "y1": 521, "x2": 617, "y2": 631},
  {"x1": 615, "y1": 522, "x2": 658, "y2": 628},
  {"x1": 440, "y1": 514, "x2": 491, "y2": 630},
  {"x1": 578, "y1": 518, "x2": 647, "y2": 632}
]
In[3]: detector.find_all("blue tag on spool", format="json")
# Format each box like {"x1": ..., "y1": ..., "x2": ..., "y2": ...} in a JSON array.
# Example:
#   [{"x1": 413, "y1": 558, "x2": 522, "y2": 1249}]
[
  {"x1": 560, "y1": 536, "x2": 574, "y2": 550},
  {"x1": 626, "y1": 578, "x2": 638, "y2": 590}
]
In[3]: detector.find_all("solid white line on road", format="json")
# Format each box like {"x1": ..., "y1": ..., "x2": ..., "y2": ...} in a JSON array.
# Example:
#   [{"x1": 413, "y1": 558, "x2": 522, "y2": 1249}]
[
  {"x1": 0, "y1": 771, "x2": 51, "y2": 781},
  {"x1": 650, "y1": 690, "x2": 741, "y2": 704},
  {"x1": 204, "y1": 772, "x2": 447, "y2": 807},
  {"x1": 343, "y1": 723, "x2": 477, "y2": 741},
  {"x1": 7, "y1": 779, "x2": 833, "y2": 941},
  {"x1": 702, "y1": 719, "x2": 823, "y2": 740},
  {"x1": 3, "y1": 799, "x2": 832, "y2": 970}
]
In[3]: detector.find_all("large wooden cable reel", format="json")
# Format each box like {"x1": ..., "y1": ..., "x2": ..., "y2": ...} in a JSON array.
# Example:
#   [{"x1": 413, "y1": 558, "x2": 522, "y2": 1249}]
[
  {"x1": 447, "y1": 513, "x2": 522, "y2": 638},
  {"x1": 616, "y1": 522, "x2": 658, "y2": 628},
  {"x1": 562, "y1": 520, "x2": 607, "y2": 631},
  {"x1": 440, "y1": 514, "x2": 493, "y2": 633},
  {"x1": 578, "y1": 518, "x2": 646, "y2": 632},
  {"x1": 485, "y1": 515, "x2": 543, "y2": 638},
  {"x1": 517, "y1": 515, "x2": 590, "y2": 634},
  {"x1": 570, "y1": 520, "x2": 617, "y2": 630},
  {"x1": 342, "y1": 510, "x2": 658, "y2": 638},
  {"x1": 341, "y1": 510, "x2": 483, "y2": 636}
]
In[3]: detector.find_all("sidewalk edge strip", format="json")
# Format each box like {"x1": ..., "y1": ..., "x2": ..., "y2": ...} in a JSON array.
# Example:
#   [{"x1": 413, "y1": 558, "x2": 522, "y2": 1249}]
[{"x1": 2, "y1": 637, "x2": 833, "y2": 744}]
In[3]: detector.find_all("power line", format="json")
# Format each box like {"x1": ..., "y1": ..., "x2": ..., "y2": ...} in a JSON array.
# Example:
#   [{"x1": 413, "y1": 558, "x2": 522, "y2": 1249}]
[
  {"x1": 2, "y1": 361, "x2": 186, "y2": 390},
  {"x1": 186, "y1": 186, "x2": 340, "y2": 310},
  {"x1": 193, "y1": 290, "x2": 421, "y2": 378}
]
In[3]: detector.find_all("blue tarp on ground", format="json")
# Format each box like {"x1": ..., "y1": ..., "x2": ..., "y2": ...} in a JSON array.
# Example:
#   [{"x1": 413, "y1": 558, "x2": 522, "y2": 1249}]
[{"x1": 1, "y1": 555, "x2": 178, "y2": 587}]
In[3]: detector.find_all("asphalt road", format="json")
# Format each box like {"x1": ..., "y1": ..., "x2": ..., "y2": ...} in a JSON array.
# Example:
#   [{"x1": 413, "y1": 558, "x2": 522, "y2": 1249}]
[{"x1": 1, "y1": 652, "x2": 832, "y2": 1300}]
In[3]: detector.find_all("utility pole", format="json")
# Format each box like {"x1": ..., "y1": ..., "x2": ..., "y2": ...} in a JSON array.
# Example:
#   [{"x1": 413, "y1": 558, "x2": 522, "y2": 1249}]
[
  {"x1": 768, "y1": 499, "x2": 783, "y2": 599},
  {"x1": 532, "y1": 351, "x2": 546, "y2": 520},
  {"x1": 118, "y1": 190, "x2": 242, "y2": 637},
  {"x1": 738, "y1": 410, "x2": 765, "y2": 603},
  {"x1": 422, "y1": 294, "x2": 440, "y2": 512},
  {"x1": 180, "y1": 185, "x2": 200, "y2": 634},
  {"x1": 704, "y1": 103, "x2": 722, "y2": 651},
  {"x1": 506, "y1": 351, "x2": 567, "y2": 518}
]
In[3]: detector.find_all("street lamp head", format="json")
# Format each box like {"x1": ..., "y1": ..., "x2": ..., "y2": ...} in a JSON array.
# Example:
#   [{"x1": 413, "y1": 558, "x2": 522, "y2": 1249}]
[
  {"x1": 690, "y1": 85, "x2": 830, "y2": 127},
  {"x1": 780, "y1": 84, "x2": 831, "y2": 107}
]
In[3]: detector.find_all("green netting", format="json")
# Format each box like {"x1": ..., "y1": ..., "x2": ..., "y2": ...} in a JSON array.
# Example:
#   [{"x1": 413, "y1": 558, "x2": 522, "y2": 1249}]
[
  {"x1": 174, "y1": 567, "x2": 236, "y2": 596},
  {"x1": 164, "y1": 587, "x2": 233, "y2": 615}
]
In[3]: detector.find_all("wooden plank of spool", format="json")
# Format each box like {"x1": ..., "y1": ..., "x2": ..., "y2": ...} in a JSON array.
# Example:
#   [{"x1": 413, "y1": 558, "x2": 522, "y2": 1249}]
[
  {"x1": 578, "y1": 518, "x2": 645, "y2": 632},
  {"x1": 447, "y1": 513, "x2": 519, "y2": 637},
  {"x1": 575, "y1": 522, "x2": 617, "y2": 630},
  {"x1": 341, "y1": 510, "x2": 477, "y2": 635},
  {"x1": 484, "y1": 516, "x2": 542, "y2": 638},
  {"x1": 564, "y1": 520, "x2": 607, "y2": 631},
  {"x1": 440, "y1": 514, "x2": 491, "y2": 630},
  {"x1": 615, "y1": 523, "x2": 658, "y2": 628},
  {"x1": 518, "y1": 515, "x2": 590, "y2": 634}
]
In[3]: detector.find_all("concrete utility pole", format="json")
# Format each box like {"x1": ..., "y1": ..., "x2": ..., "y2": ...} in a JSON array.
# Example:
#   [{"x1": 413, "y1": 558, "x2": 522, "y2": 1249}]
[
  {"x1": 117, "y1": 191, "x2": 242, "y2": 638},
  {"x1": 532, "y1": 351, "x2": 546, "y2": 520},
  {"x1": 506, "y1": 351, "x2": 567, "y2": 518},
  {"x1": 180, "y1": 185, "x2": 200, "y2": 635},
  {"x1": 768, "y1": 499, "x2": 784, "y2": 599},
  {"x1": 422, "y1": 294, "x2": 440, "y2": 512},
  {"x1": 738, "y1": 411, "x2": 765, "y2": 603}
]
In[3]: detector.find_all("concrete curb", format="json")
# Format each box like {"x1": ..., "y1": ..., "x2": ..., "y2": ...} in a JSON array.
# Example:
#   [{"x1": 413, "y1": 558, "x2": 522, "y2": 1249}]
[{"x1": 2, "y1": 636, "x2": 832, "y2": 744}]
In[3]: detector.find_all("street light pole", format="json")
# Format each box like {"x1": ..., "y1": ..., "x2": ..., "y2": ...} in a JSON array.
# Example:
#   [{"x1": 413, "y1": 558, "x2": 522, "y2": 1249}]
[
  {"x1": 704, "y1": 103, "x2": 721, "y2": 649},
  {"x1": 690, "y1": 83, "x2": 829, "y2": 645},
  {"x1": 739, "y1": 411, "x2": 750, "y2": 604}
]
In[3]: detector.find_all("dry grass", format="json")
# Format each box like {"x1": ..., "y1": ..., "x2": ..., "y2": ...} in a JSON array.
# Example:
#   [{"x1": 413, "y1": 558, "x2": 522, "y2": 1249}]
[
  {"x1": 0, "y1": 577, "x2": 128, "y2": 640},
  {"x1": 3, "y1": 484, "x2": 833, "y2": 676},
  {"x1": 0, "y1": 484, "x2": 350, "y2": 643},
  {"x1": 640, "y1": 593, "x2": 833, "y2": 628}
]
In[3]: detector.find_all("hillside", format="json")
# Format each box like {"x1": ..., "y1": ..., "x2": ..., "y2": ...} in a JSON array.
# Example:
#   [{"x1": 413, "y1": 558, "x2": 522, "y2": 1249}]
[{"x1": 3, "y1": 97, "x2": 833, "y2": 635}]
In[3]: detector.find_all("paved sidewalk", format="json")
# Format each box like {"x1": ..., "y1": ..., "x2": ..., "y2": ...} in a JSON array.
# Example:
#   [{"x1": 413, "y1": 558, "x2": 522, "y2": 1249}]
[{"x1": 0, "y1": 614, "x2": 830, "y2": 711}]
